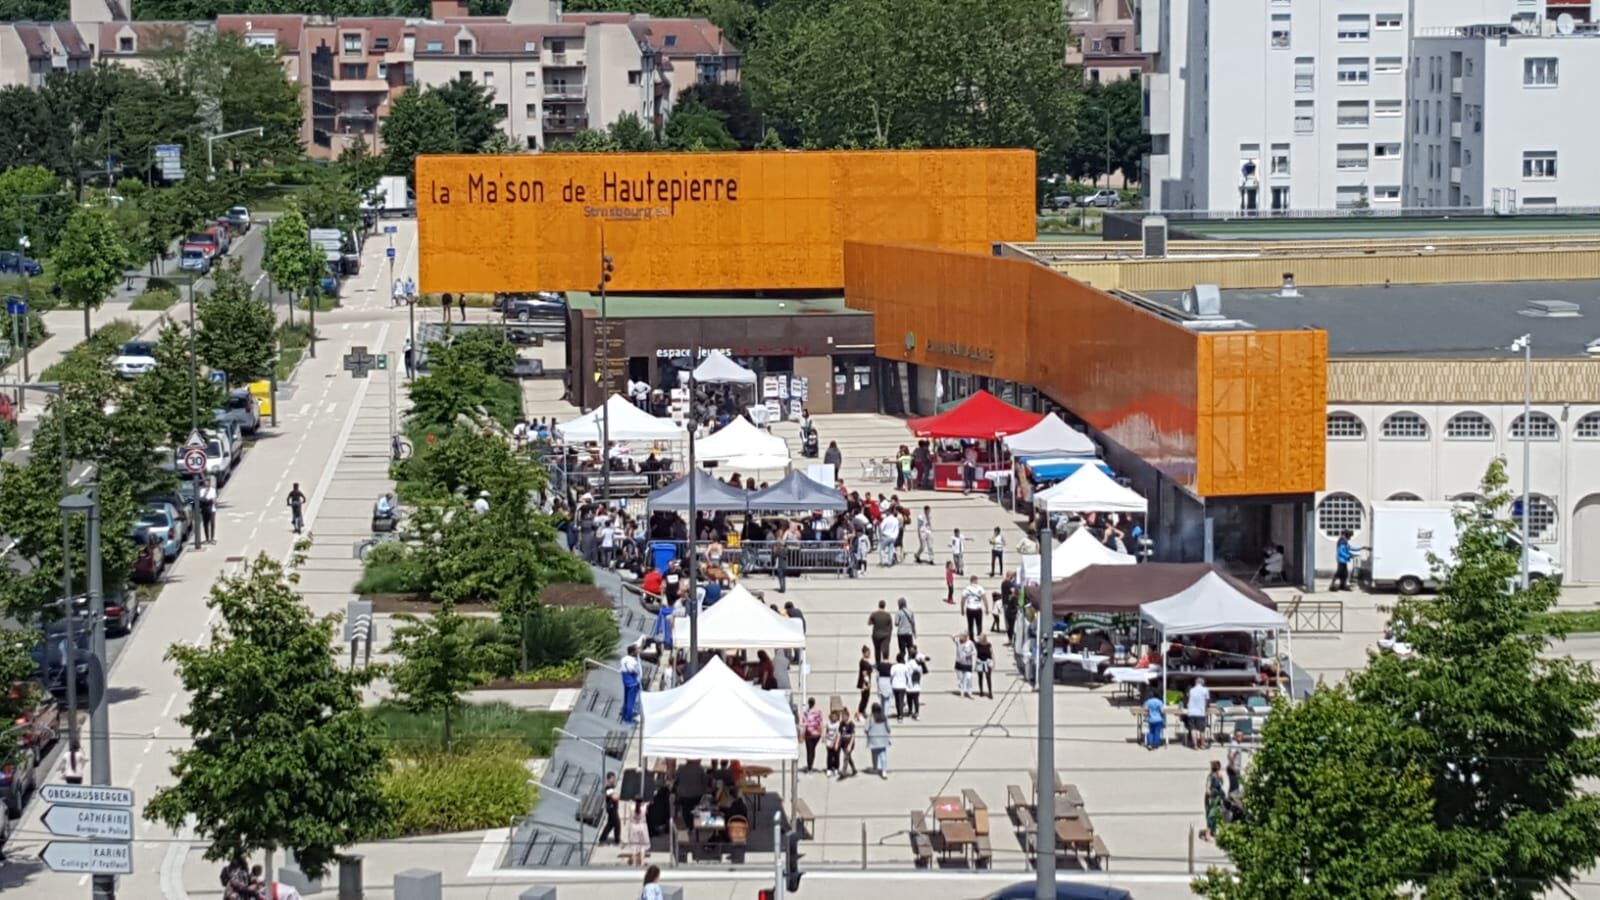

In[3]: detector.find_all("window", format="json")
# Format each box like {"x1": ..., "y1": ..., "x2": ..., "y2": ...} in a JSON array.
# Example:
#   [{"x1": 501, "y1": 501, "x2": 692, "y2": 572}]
[
  {"x1": 664, "y1": 34, "x2": 677, "y2": 47},
  {"x1": 1336, "y1": 143, "x2": 1369, "y2": 170},
  {"x1": 1091, "y1": 38, "x2": 1103, "y2": 51},
  {"x1": 339, "y1": 63, "x2": 367, "y2": 79},
  {"x1": 493, "y1": 103, "x2": 507, "y2": 118},
  {"x1": 525, "y1": 103, "x2": 537, "y2": 118},
  {"x1": 376, "y1": 63, "x2": 387, "y2": 79},
  {"x1": 1517, "y1": 494, "x2": 1558, "y2": 542},
  {"x1": 1374, "y1": 185, "x2": 1400, "y2": 201},
  {"x1": 1294, "y1": 100, "x2": 1314, "y2": 133},
  {"x1": 1445, "y1": 412, "x2": 1493, "y2": 439},
  {"x1": 118, "y1": 35, "x2": 133, "y2": 52},
  {"x1": 374, "y1": 37, "x2": 390, "y2": 51},
  {"x1": 342, "y1": 33, "x2": 362, "y2": 54},
  {"x1": 1326, "y1": 411, "x2": 1366, "y2": 439},
  {"x1": 1271, "y1": 13, "x2": 1291, "y2": 48},
  {"x1": 1375, "y1": 142, "x2": 1401, "y2": 158},
  {"x1": 1337, "y1": 185, "x2": 1368, "y2": 209},
  {"x1": 1375, "y1": 99, "x2": 1402, "y2": 117},
  {"x1": 1089, "y1": 69, "x2": 1101, "y2": 83},
  {"x1": 1338, "y1": 101, "x2": 1369, "y2": 127},
  {"x1": 1511, "y1": 411, "x2": 1559, "y2": 440},
  {"x1": 1523, "y1": 196, "x2": 1557, "y2": 207},
  {"x1": 1387, "y1": 492, "x2": 1422, "y2": 501},
  {"x1": 1270, "y1": 186, "x2": 1291, "y2": 210},
  {"x1": 1375, "y1": 12, "x2": 1402, "y2": 29},
  {"x1": 1523, "y1": 151, "x2": 1557, "y2": 179},
  {"x1": 1524, "y1": 57, "x2": 1558, "y2": 86},
  {"x1": 1270, "y1": 144, "x2": 1290, "y2": 175},
  {"x1": 1575, "y1": 412, "x2": 1600, "y2": 438},
  {"x1": 457, "y1": 70, "x2": 472, "y2": 82},
  {"x1": 550, "y1": 40, "x2": 565, "y2": 53},
  {"x1": 1317, "y1": 493, "x2": 1365, "y2": 538},
  {"x1": 483, "y1": 71, "x2": 494, "y2": 86},
  {"x1": 457, "y1": 39, "x2": 473, "y2": 55},
  {"x1": 525, "y1": 71, "x2": 537, "y2": 87},
  {"x1": 628, "y1": 70, "x2": 641, "y2": 85},
  {"x1": 1337, "y1": 57, "x2": 1370, "y2": 84},
  {"x1": 1381, "y1": 411, "x2": 1429, "y2": 439},
  {"x1": 1374, "y1": 56, "x2": 1403, "y2": 75},
  {"x1": 1295, "y1": 57, "x2": 1315, "y2": 91},
  {"x1": 425, "y1": 40, "x2": 443, "y2": 52},
  {"x1": 1337, "y1": 14, "x2": 1370, "y2": 40}
]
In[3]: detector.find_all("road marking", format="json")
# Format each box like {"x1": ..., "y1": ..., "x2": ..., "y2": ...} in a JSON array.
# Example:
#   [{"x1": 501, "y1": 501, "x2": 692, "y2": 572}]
[
  {"x1": 161, "y1": 693, "x2": 177, "y2": 717},
  {"x1": 142, "y1": 737, "x2": 155, "y2": 754},
  {"x1": 298, "y1": 403, "x2": 311, "y2": 416},
  {"x1": 301, "y1": 323, "x2": 389, "y2": 538}
]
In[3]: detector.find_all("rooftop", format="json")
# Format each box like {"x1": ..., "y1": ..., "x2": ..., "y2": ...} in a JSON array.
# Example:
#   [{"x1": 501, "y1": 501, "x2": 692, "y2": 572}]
[
  {"x1": 1100, "y1": 212, "x2": 1600, "y2": 242},
  {"x1": 1142, "y1": 279, "x2": 1600, "y2": 359},
  {"x1": 566, "y1": 293, "x2": 857, "y2": 319}
]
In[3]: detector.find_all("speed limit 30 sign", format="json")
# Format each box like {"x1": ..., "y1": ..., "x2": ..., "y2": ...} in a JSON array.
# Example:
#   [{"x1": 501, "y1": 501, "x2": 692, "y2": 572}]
[{"x1": 182, "y1": 447, "x2": 208, "y2": 474}]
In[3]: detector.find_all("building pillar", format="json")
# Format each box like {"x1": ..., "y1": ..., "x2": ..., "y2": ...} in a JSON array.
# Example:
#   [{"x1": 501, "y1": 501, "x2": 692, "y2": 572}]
[
  {"x1": 1202, "y1": 513, "x2": 1215, "y2": 564},
  {"x1": 1300, "y1": 502, "x2": 1317, "y2": 592}
]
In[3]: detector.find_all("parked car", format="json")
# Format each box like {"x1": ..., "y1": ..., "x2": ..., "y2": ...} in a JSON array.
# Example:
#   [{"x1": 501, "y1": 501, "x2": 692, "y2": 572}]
[
  {"x1": 1077, "y1": 189, "x2": 1121, "y2": 208},
  {"x1": 134, "y1": 503, "x2": 185, "y2": 561},
  {"x1": 179, "y1": 247, "x2": 212, "y2": 275},
  {"x1": 205, "y1": 424, "x2": 242, "y2": 469},
  {"x1": 182, "y1": 232, "x2": 220, "y2": 260},
  {"x1": 218, "y1": 390, "x2": 259, "y2": 438},
  {"x1": 68, "y1": 589, "x2": 141, "y2": 636},
  {"x1": 0, "y1": 732, "x2": 36, "y2": 817},
  {"x1": 30, "y1": 619, "x2": 93, "y2": 708},
  {"x1": 145, "y1": 484, "x2": 197, "y2": 534},
  {"x1": 1042, "y1": 192, "x2": 1076, "y2": 210},
  {"x1": 0, "y1": 250, "x2": 42, "y2": 276},
  {"x1": 205, "y1": 224, "x2": 231, "y2": 255},
  {"x1": 112, "y1": 340, "x2": 157, "y2": 378},
  {"x1": 495, "y1": 292, "x2": 566, "y2": 321},
  {"x1": 131, "y1": 531, "x2": 166, "y2": 584},
  {"x1": 224, "y1": 206, "x2": 251, "y2": 233}
]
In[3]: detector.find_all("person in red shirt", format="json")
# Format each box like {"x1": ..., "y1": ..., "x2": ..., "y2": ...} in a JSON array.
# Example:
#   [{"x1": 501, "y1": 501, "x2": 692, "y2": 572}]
[{"x1": 642, "y1": 568, "x2": 664, "y2": 599}]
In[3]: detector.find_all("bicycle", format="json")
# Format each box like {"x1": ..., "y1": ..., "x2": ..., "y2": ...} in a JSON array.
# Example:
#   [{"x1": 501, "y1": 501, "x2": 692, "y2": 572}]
[
  {"x1": 391, "y1": 434, "x2": 414, "y2": 461},
  {"x1": 355, "y1": 531, "x2": 401, "y2": 561}
]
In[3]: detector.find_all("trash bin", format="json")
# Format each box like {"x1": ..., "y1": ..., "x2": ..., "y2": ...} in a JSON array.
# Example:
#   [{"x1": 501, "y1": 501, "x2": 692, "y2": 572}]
[{"x1": 649, "y1": 541, "x2": 677, "y2": 574}]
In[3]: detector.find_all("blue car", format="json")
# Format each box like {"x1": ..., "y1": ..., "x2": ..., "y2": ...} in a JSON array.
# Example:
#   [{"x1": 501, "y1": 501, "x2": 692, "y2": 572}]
[
  {"x1": 133, "y1": 503, "x2": 184, "y2": 560},
  {"x1": 0, "y1": 251, "x2": 42, "y2": 276},
  {"x1": 987, "y1": 883, "x2": 1134, "y2": 900}
]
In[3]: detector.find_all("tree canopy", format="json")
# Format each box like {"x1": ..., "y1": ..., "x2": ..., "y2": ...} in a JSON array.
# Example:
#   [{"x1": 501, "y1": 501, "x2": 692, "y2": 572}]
[
  {"x1": 197, "y1": 261, "x2": 279, "y2": 387},
  {"x1": 50, "y1": 205, "x2": 129, "y2": 338}
]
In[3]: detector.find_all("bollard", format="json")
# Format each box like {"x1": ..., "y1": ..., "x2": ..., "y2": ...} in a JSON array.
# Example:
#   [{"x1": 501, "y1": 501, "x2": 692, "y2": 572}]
[
  {"x1": 861, "y1": 821, "x2": 867, "y2": 870},
  {"x1": 338, "y1": 855, "x2": 364, "y2": 900},
  {"x1": 660, "y1": 887, "x2": 685, "y2": 900},
  {"x1": 1187, "y1": 825, "x2": 1195, "y2": 874},
  {"x1": 519, "y1": 887, "x2": 557, "y2": 900},
  {"x1": 394, "y1": 869, "x2": 443, "y2": 900}
]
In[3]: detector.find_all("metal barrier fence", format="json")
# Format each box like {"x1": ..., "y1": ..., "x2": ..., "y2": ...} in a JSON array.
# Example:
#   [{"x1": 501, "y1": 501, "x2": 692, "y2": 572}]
[
  {"x1": 1284, "y1": 597, "x2": 1343, "y2": 633},
  {"x1": 642, "y1": 539, "x2": 853, "y2": 576}
]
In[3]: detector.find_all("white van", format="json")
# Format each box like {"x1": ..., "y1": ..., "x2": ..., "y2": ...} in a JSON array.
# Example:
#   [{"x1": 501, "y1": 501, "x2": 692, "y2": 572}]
[{"x1": 1360, "y1": 501, "x2": 1561, "y2": 595}]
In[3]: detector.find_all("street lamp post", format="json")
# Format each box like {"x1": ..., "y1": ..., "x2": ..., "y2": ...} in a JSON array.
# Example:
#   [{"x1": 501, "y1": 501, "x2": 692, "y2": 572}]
[
  {"x1": 1512, "y1": 334, "x2": 1533, "y2": 590},
  {"x1": 61, "y1": 489, "x2": 113, "y2": 900},
  {"x1": 204, "y1": 127, "x2": 265, "y2": 179},
  {"x1": 598, "y1": 241, "x2": 615, "y2": 507},
  {"x1": 1034, "y1": 508, "x2": 1055, "y2": 900},
  {"x1": 1103, "y1": 107, "x2": 1114, "y2": 191},
  {"x1": 685, "y1": 353, "x2": 700, "y2": 676},
  {"x1": 187, "y1": 277, "x2": 203, "y2": 549}
]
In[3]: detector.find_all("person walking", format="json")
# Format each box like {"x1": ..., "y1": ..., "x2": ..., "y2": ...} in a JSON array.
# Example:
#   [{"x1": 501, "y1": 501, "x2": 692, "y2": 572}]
[
  {"x1": 988, "y1": 526, "x2": 1005, "y2": 577},
  {"x1": 868, "y1": 600, "x2": 893, "y2": 661},
  {"x1": 905, "y1": 646, "x2": 926, "y2": 719},
  {"x1": 944, "y1": 561, "x2": 957, "y2": 604},
  {"x1": 974, "y1": 634, "x2": 995, "y2": 699},
  {"x1": 773, "y1": 532, "x2": 788, "y2": 593},
  {"x1": 893, "y1": 597, "x2": 917, "y2": 657},
  {"x1": 875, "y1": 655, "x2": 894, "y2": 715},
  {"x1": 865, "y1": 704, "x2": 892, "y2": 778},
  {"x1": 1199, "y1": 760, "x2": 1226, "y2": 841},
  {"x1": 823, "y1": 440, "x2": 843, "y2": 475},
  {"x1": 619, "y1": 644, "x2": 642, "y2": 725},
  {"x1": 962, "y1": 576, "x2": 985, "y2": 640},
  {"x1": 915, "y1": 505, "x2": 934, "y2": 564},
  {"x1": 824, "y1": 710, "x2": 842, "y2": 776},
  {"x1": 856, "y1": 646, "x2": 874, "y2": 715},
  {"x1": 641, "y1": 864, "x2": 665, "y2": 900},
  {"x1": 1332, "y1": 530, "x2": 1355, "y2": 591},
  {"x1": 599, "y1": 772, "x2": 622, "y2": 845},
  {"x1": 896, "y1": 445, "x2": 912, "y2": 492},
  {"x1": 952, "y1": 633, "x2": 976, "y2": 698},
  {"x1": 889, "y1": 653, "x2": 910, "y2": 720},
  {"x1": 441, "y1": 292, "x2": 453, "y2": 323},
  {"x1": 626, "y1": 802, "x2": 650, "y2": 866},
  {"x1": 1001, "y1": 571, "x2": 1019, "y2": 644},
  {"x1": 1184, "y1": 677, "x2": 1211, "y2": 750},
  {"x1": 950, "y1": 528, "x2": 965, "y2": 575},
  {"x1": 1142, "y1": 692, "x2": 1166, "y2": 750},
  {"x1": 62, "y1": 744, "x2": 85, "y2": 784},
  {"x1": 286, "y1": 483, "x2": 307, "y2": 534},
  {"x1": 199, "y1": 476, "x2": 218, "y2": 543},
  {"x1": 801, "y1": 698, "x2": 824, "y2": 773},
  {"x1": 402, "y1": 338, "x2": 416, "y2": 380},
  {"x1": 878, "y1": 511, "x2": 901, "y2": 566},
  {"x1": 457, "y1": 293, "x2": 467, "y2": 321},
  {"x1": 837, "y1": 711, "x2": 858, "y2": 778},
  {"x1": 1225, "y1": 731, "x2": 1246, "y2": 793}
]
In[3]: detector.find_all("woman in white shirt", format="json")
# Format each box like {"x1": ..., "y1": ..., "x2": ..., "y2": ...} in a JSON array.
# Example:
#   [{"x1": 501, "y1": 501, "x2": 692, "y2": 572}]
[
  {"x1": 888, "y1": 654, "x2": 910, "y2": 720},
  {"x1": 951, "y1": 634, "x2": 977, "y2": 699}
]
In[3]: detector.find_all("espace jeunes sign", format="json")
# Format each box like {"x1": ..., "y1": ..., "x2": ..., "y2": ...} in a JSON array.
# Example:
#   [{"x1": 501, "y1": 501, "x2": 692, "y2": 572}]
[{"x1": 415, "y1": 150, "x2": 1035, "y2": 294}]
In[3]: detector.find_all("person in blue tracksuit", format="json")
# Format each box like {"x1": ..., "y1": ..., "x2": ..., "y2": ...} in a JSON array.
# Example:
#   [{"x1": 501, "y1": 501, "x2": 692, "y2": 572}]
[
  {"x1": 1332, "y1": 530, "x2": 1355, "y2": 591},
  {"x1": 620, "y1": 644, "x2": 642, "y2": 725}
]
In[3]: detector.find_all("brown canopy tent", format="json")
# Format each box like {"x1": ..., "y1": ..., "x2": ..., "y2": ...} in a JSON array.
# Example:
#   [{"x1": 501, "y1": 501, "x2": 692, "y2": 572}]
[{"x1": 1046, "y1": 562, "x2": 1275, "y2": 615}]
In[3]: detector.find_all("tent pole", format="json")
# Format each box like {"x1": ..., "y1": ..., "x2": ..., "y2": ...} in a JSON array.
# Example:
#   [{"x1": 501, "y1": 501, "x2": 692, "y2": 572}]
[{"x1": 687, "y1": 348, "x2": 700, "y2": 678}]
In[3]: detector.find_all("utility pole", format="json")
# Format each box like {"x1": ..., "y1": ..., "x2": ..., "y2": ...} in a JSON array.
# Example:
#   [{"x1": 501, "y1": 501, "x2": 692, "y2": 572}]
[
  {"x1": 204, "y1": 126, "x2": 264, "y2": 179},
  {"x1": 598, "y1": 237, "x2": 614, "y2": 507},
  {"x1": 1103, "y1": 107, "x2": 1114, "y2": 191},
  {"x1": 187, "y1": 277, "x2": 203, "y2": 549},
  {"x1": 85, "y1": 491, "x2": 113, "y2": 900},
  {"x1": 685, "y1": 348, "x2": 700, "y2": 676},
  {"x1": 1513, "y1": 333, "x2": 1532, "y2": 590},
  {"x1": 1035, "y1": 507, "x2": 1055, "y2": 900}
]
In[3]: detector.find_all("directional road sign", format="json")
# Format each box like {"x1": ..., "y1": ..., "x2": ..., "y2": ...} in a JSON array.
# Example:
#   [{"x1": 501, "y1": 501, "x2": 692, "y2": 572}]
[
  {"x1": 208, "y1": 370, "x2": 227, "y2": 384},
  {"x1": 182, "y1": 447, "x2": 208, "y2": 474},
  {"x1": 384, "y1": 225, "x2": 398, "y2": 234},
  {"x1": 343, "y1": 345, "x2": 376, "y2": 379},
  {"x1": 41, "y1": 840, "x2": 133, "y2": 875},
  {"x1": 39, "y1": 784, "x2": 135, "y2": 807},
  {"x1": 43, "y1": 804, "x2": 135, "y2": 840},
  {"x1": 385, "y1": 247, "x2": 396, "y2": 259}
]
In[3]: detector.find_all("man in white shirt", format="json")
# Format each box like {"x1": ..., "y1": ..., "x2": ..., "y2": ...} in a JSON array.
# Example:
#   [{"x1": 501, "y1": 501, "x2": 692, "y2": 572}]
[
  {"x1": 950, "y1": 528, "x2": 965, "y2": 575},
  {"x1": 962, "y1": 576, "x2": 986, "y2": 640},
  {"x1": 619, "y1": 644, "x2": 642, "y2": 725},
  {"x1": 888, "y1": 654, "x2": 910, "y2": 720},
  {"x1": 473, "y1": 490, "x2": 490, "y2": 515},
  {"x1": 915, "y1": 505, "x2": 933, "y2": 564},
  {"x1": 1184, "y1": 677, "x2": 1212, "y2": 749},
  {"x1": 392, "y1": 279, "x2": 405, "y2": 307},
  {"x1": 878, "y1": 511, "x2": 901, "y2": 567},
  {"x1": 630, "y1": 379, "x2": 651, "y2": 409},
  {"x1": 598, "y1": 519, "x2": 617, "y2": 568}
]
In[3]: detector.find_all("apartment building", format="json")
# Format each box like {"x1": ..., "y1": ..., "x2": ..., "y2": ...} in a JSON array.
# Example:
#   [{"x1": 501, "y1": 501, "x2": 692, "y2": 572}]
[
  {"x1": 0, "y1": 21, "x2": 91, "y2": 86},
  {"x1": 1405, "y1": 21, "x2": 1600, "y2": 210},
  {"x1": 1063, "y1": 0, "x2": 1149, "y2": 83},
  {"x1": 1140, "y1": 0, "x2": 1545, "y2": 212}
]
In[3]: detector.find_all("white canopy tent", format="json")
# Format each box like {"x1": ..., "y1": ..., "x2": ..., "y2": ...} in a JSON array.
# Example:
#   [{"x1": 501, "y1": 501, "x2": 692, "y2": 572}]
[
  {"x1": 1018, "y1": 527, "x2": 1137, "y2": 585},
  {"x1": 695, "y1": 583, "x2": 809, "y2": 699},
  {"x1": 1036, "y1": 463, "x2": 1148, "y2": 513},
  {"x1": 1139, "y1": 571, "x2": 1294, "y2": 702},
  {"x1": 693, "y1": 350, "x2": 758, "y2": 385},
  {"x1": 1003, "y1": 413, "x2": 1097, "y2": 456},
  {"x1": 640, "y1": 655, "x2": 799, "y2": 761},
  {"x1": 555, "y1": 395, "x2": 684, "y2": 443},
  {"x1": 695, "y1": 417, "x2": 792, "y2": 470}
]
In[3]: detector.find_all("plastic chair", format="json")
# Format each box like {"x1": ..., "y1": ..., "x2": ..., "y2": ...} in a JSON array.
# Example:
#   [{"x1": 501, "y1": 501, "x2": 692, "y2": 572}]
[{"x1": 1245, "y1": 696, "x2": 1270, "y2": 712}]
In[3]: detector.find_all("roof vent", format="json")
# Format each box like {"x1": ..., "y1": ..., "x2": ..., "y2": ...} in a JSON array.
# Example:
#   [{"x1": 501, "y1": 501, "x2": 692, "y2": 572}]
[
  {"x1": 1521, "y1": 300, "x2": 1582, "y2": 318},
  {"x1": 1278, "y1": 272, "x2": 1300, "y2": 298},
  {"x1": 1180, "y1": 283, "x2": 1223, "y2": 318}
]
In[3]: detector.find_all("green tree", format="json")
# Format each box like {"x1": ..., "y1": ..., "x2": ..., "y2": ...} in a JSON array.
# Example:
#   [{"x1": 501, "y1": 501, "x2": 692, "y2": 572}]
[
  {"x1": 337, "y1": 140, "x2": 386, "y2": 204},
  {"x1": 1193, "y1": 687, "x2": 1436, "y2": 900},
  {"x1": 663, "y1": 98, "x2": 739, "y2": 151},
  {"x1": 384, "y1": 601, "x2": 493, "y2": 747},
  {"x1": 432, "y1": 77, "x2": 504, "y2": 155},
  {"x1": 755, "y1": 127, "x2": 785, "y2": 149},
  {"x1": 0, "y1": 165, "x2": 64, "y2": 254},
  {"x1": 679, "y1": 83, "x2": 763, "y2": 147},
  {"x1": 607, "y1": 112, "x2": 659, "y2": 152},
  {"x1": 478, "y1": 130, "x2": 522, "y2": 155},
  {"x1": 51, "y1": 206, "x2": 129, "y2": 339},
  {"x1": 145, "y1": 554, "x2": 390, "y2": 879},
  {"x1": 1060, "y1": 77, "x2": 1148, "y2": 184},
  {"x1": 196, "y1": 261, "x2": 277, "y2": 387},
  {"x1": 0, "y1": 627, "x2": 41, "y2": 771},
  {"x1": 404, "y1": 331, "x2": 519, "y2": 430},
  {"x1": 381, "y1": 87, "x2": 459, "y2": 177},
  {"x1": 262, "y1": 208, "x2": 327, "y2": 314},
  {"x1": 165, "y1": 32, "x2": 303, "y2": 168},
  {"x1": 561, "y1": 128, "x2": 621, "y2": 153},
  {"x1": 297, "y1": 170, "x2": 362, "y2": 233},
  {"x1": 0, "y1": 86, "x2": 59, "y2": 175},
  {"x1": 1349, "y1": 459, "x2": 1600, "y2": 898},
  {"x1": 127, "y1": 323, "x2": 228, "y2": 445}
]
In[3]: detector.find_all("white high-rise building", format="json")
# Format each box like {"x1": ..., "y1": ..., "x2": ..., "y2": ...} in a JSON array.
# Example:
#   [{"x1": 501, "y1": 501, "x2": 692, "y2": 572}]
[
  {"x1": 1406, "y1": 20, "x2": 1600, "y2": 210},
  {"x1": 1140, "y1": 0, "x2": 1545, "y2": 212}
]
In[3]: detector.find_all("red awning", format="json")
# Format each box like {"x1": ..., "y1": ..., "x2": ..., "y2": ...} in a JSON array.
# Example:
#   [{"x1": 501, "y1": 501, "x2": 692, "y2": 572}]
[{"x1": 907, "y1": 390, "x2": 1044, "y2": 439}]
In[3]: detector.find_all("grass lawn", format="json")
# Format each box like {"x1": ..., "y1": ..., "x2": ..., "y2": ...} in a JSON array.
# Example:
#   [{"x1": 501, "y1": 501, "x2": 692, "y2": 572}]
[
  {"x1": 297, "y1": 293, "x2": 340, "y2": 312},
  {"x1": 369, "y1": 701, "x2": 566, "y2": 755},
  {"x1": 1538, "y1": 609, "x2": 1600, "y2": 634},
  {"x1": 130, "y1": 284, "x2": 179, "y2": 310},
  {"x1": 275, "y1": 321, "x2": 315, "y2": 381}
]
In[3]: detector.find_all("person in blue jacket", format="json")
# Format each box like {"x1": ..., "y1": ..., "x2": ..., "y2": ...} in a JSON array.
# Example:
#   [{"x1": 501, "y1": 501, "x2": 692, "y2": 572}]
[
  {"x1": 1333, "y1": 530, "x2": 1356, "y2": 591},
  {"x1": 1143, "y1": 692, "x2": 1166, "y2": 749}
]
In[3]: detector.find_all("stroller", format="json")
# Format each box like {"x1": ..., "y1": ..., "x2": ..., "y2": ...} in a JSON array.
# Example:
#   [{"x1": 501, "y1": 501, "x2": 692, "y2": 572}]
[{"x1": 800, "y1": 425, "x2": 819, "y2": 458}]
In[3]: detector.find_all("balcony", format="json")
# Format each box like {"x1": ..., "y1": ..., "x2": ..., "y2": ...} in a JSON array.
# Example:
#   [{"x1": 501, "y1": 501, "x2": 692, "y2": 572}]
[
  {"x1": 1240, "y1": 175, "x2": 1259, "y2": 190},
  {"x1": 1451, "y1": 75, "x2": 1462, "y2": 94},
  {"x1": 331, "y1": 79, "x2": 391, "y2": 93},
  {"x1": 1450, "y1": 166, "x2": 1462, "y2": 183},
  {"x1": 543, "y1": 84, "x2": 586, "y2": 100},
  {"x1": 1451, "y1": 121, "x2": 1462, "y2": 138},
  {"x1": 543, "y1": 114, "x2": 589, "y2": 133},
  {"x1": 546, "y1": 51, "x2": 585, "y2": 67}
]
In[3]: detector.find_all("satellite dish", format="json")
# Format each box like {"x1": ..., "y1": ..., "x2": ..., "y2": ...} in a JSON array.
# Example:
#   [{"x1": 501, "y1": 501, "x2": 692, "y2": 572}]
[{"x1": 1557, "y1": 12, "x2": 1576, "y2": 34}]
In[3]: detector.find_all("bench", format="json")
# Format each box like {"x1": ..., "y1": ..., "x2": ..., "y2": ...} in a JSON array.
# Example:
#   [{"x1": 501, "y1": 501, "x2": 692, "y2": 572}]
[
  {"x1": 1089, "y1": 835, "x2": 1112, "y2": 870},
  {"x1": 961, "y1": 788, "x2": 988, "y2": 811},
  {"x1": 1006, "y1": 784, "x2": 1028, "y2": 812},
  {"x1": 911, "y1": 810, "x2": 930, "y2": 834},
  {"x1": 792, "y1": 798, "x2": 815, "y2": 837},
  {"x1": 1014, "y1": 807, "x2": 1038, "y2": 861},
  {"x1": 576, "y1": 791, "x2": 605, "y2": 827},
  {"x1": 973, "y1": 834, "x2": 993, "y2": 869},
  {"x1": 972, "y1": 807, "x2": 990, "y2": 837},
  {"x1": 910, "y1": 811, "x2": 935, "y2": 868}
]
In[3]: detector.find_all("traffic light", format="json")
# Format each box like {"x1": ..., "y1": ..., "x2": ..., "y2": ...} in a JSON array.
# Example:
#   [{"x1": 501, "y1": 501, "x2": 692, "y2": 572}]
[
  {"x1": 783, "y1": 826, "x2": 803, "y2": 893},
  {"x1": 600, "y1": 254, "x2": 615, "y2": 290}
]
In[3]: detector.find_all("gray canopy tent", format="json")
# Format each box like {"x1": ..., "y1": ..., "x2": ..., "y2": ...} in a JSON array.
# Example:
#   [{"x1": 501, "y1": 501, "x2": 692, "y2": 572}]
[
  {"x1": 747, "y1": 471, "x2": 848, "y2": 512},
  {"x1": 644, "y1": 470, "x2": 751, "y2": 512}
]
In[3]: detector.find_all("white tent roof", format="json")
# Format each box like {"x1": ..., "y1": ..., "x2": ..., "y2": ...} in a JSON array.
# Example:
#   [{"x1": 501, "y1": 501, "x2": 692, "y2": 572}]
[
  {"x1": 695, "y1": 416, "x2": 791, "y2": 465},
  {"x1": 1140, "y1": 571, "x2": 1289, "y2": 636},
  {"x1": 1018, "y1": 527, "x2": 1137, "y2": 584},
  {"x1": 1003, "y1": 413, "x2": 1096, "y2": 456},
  {"x1": 696, "y1": 584, "x2": 806, "y2": 650},
  {"x1": 693, "y1": 350, "x2": 758, "y2": 385},
  {"x1": 640, "y1": 656, "x2": 799, "y2": 761},
  {"x1": 1036, "y1": 464, "x2": 1148, "y2": 513},
  {"x1": 555, "y1": 395, "x2": 683, "y2": 442}
]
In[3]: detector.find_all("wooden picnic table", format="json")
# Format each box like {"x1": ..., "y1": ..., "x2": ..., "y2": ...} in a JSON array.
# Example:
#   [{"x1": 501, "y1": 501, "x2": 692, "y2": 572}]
[
  {"x1": 1055, "y1": 816, "x2": 1093, "y2": 853},
  {"x1": 930, "y1": 795, "x2": 966, "y2": 822},
  {"x1": 743, "y1": 765, "x2": 775, "y2": 782},
  {"x1": 1028, "y1": 771, "x2": 1085, "y2": 808},
  {"x1": 940, "y1": 820, "x2": 977, "y2": 862}
]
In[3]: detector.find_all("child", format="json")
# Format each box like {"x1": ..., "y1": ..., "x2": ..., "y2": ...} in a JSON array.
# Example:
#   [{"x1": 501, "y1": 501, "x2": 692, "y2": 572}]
[
  {"x1": 854, "y1": 529, "x2": 871, "y2": 576},
  {"x1": 989, "y1": 526, "x2": 1005, "y2": 577},
  {"x1": 945, "y1": 561, "x2": 957, "y2": 604},
  {"x1": 837, "y1": 711, "x2": 858, "y2": 778},
  {"x1": 626, "y1": 801, "x2": 650, "y2": 865},
  {"x1": 824, "y1": 709, "x2": 842, "y2": 776},
  {"x1": 905, "y1": 647, "x2": 927, "y2": 719}
]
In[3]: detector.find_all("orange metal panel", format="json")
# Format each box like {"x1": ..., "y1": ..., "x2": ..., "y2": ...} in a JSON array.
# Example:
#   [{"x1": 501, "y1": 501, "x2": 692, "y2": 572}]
[
  {"x1": 415, "y1": 150, "x2": 1037, "y2": 294},
  {"x1": 1195, "y1": 331, "x2": 1327, "y2": 496}
]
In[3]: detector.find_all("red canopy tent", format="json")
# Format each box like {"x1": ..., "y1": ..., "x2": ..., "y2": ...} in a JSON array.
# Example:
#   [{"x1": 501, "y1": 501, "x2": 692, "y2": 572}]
[{"x1": 908, "y1": 389, "x2": 1044, "y2": 439}]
